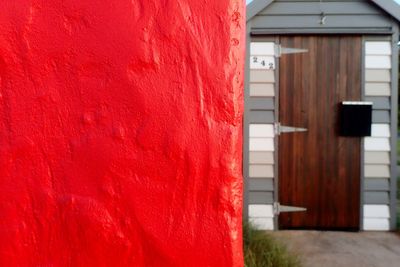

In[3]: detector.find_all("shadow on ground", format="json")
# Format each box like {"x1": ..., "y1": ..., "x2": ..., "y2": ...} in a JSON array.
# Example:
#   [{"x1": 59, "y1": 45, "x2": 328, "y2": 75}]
[{"x1": 269, "y1": 231, "x2": 400, "y2": 267}]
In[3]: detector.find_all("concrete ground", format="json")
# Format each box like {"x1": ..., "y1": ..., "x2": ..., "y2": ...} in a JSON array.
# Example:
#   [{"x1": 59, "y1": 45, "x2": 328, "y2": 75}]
[{"x1": 270, "y1": 231, "x2": 400, "y2": 267}]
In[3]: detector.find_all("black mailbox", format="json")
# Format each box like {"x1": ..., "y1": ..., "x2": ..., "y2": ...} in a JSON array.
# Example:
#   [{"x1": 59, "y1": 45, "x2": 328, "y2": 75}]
[{"x1": 339, "y1": 101, "x2": 372, "y2": 137}]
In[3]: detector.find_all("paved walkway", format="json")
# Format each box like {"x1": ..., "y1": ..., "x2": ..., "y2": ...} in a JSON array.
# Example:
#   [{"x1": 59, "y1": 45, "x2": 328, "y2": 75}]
[{"x1": 270, "y1": 231, "x2": 400, "y2": 267}]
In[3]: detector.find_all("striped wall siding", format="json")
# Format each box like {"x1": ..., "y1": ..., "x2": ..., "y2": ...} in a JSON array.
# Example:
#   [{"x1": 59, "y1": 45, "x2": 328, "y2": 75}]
[
  {"x1": 248, "y1": 41, "x2": 276, "y2": 230},
  {"x1": 363, "y1": 41, "x2": 392, "y2": 231}
]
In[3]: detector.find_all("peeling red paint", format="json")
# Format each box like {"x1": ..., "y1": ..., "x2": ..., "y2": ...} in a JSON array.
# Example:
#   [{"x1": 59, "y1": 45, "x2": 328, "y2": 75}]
[{"x1": 0, "y1": 0, "x2": 244, "y2": 266}]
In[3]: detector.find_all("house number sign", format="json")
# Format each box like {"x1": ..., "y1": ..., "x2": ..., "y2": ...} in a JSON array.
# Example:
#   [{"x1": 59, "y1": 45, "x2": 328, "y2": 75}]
[{"x1": 250, "y1": 56, "x2": 275, "y2": 70}]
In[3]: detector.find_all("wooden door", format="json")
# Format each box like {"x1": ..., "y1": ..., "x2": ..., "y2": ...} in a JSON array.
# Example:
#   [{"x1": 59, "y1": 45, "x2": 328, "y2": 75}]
[{"x1": 278, "y1": 36, "x2": 362, "y2": 230}]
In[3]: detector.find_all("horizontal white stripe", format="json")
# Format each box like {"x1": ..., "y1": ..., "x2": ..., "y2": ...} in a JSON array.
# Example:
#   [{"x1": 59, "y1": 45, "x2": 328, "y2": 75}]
[
  {"x1": 371, "y1": 124, "x2": 390, "y2": 137},
  {"x1": 249, "y1": 218, "x2": 274, "y2": 230},
  {"x1": 364, "y1": 137, "x2": 390, "y2": 152},
  {"x1": 250, "y1": 42, "x2": 275, "y2": 56},
  {"x1": 249, "y1": 138, "x2": 274, "y2": 151},
  {"x1": 364, "y1": 205, "x2": 390, "y2": 218},
  {"x1": 342, "y1": 101, "x2": 372, "y2": 105},
  {"x1": 250, "y1": 124, "x2": 275, "y2": 138},
  {"x1": 365, "y1": 42, "x2": 392, "y2": 56},
  {"x1": 363, "y1": 218, "x2": 390, "y2": 231},
  {"x1": 365, "y1": 56, "x2": 391, "y2": 69},
  {"x1": 249, "y1": 205, "x2": 274, "y2": 218}
]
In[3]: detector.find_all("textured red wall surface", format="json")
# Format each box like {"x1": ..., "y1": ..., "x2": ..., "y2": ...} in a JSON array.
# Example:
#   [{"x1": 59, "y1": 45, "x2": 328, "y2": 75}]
[{"x1": 0, "y1": 1, "x2": 244, "y2": 266}]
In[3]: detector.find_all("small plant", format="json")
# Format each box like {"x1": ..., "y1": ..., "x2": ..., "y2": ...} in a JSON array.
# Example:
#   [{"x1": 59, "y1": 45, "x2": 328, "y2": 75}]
[
  {"x1": 243, "y1": 222, "x2": 301, "y2": 267},
  {"x1": 397, "y1": 140, "x2": 400, "y2": 165},
  {"x1": 397, "y1": 177, "x2": 400, "y2": 230}
]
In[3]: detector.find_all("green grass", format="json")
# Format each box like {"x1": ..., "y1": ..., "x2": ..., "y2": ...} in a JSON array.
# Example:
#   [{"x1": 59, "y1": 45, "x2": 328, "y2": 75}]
[
  {"x1": 397, "y1": 139, "x2": 400, "y2": 165},
  {"x1": 396, "y1": 138, "x2": 399, "y2": 230},
  {"x1": 243, "y1": 223, "x2": 301, "y2": 267},
  {"x1": 397, "y1": 176, "x2": 399, "y2": 230}
]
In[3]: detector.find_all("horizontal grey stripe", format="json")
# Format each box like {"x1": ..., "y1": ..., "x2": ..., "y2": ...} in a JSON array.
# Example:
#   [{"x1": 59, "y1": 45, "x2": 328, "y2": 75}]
[
  {"x1": 249, "y1": 70, "x2": 275, "y2": 83},
  {"x1": 365, "y1": 97, "x2": 390, "y2": 110},
  {"x1": 249, "y1": 111, "x2": 275, "y2": 123},
  {"x1": 249, "y1": 98, "x2": 275, "y2": 111},
  {"x1": 274, "y1": 0, "x2": 369, "y2": 1},
  {"x1": 372, "y1": 111, "x2": 390, "y2": 123},
  {"x1": 364, "y1": 192, "x2": 390, "y2": 204},
  {"x1": 249, "y1": 192, "x2": 274, "y2": 204},
  {"x1": 364, "y1": 178, "x2": 390, "y2": 191},
  {"x1": 252, "y1": 15, "x2": 392, "y2": 29},
  {"x1": 249, "y1": 151, "x2": 274, "y2": 164},
  {"x1": 259, "y1": 2, "x2": 379, "y2": 16},
  {"x1": 249, "y1": 179, "x2": 274, "y2": 191},
  {"x1": 251, "y1": 29, "x2": 394, "y2": 36}
]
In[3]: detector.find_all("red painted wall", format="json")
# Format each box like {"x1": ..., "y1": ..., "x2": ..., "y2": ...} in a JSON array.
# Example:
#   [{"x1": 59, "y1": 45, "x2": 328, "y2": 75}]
[{"x1": 0, "y1": 1, "x2": 244, "y2": 266}]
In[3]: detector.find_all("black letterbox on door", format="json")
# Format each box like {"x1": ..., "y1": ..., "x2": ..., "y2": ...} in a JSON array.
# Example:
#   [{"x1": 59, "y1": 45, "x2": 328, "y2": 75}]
[{"x1": 339, "y1": 101, "x2": 373, "y2": 137}]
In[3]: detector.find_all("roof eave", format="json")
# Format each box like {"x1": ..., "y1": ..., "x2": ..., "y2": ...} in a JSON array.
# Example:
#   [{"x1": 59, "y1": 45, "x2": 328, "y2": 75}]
[
  {"x1": 370, "y1": 0, "x2": 400, "y2": 24},
  {"x1": 246, "y1": 0, "x2": 273, "y2": 22},
  {"x1": 247, "y1": 0, "x2": 400, "y2": 25}
]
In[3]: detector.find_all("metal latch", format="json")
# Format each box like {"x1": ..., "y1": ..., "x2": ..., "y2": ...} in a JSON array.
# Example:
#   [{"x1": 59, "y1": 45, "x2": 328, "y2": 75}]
[
  {"x1": 275, "y1": 122, "x2": 308, "y2": 135},
  {"x1": 275, "y1": 44, "x2": 309, "y2": 58},
  {"x1": 273, "y1": 202, "x2": 307, "y2": 215}
]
